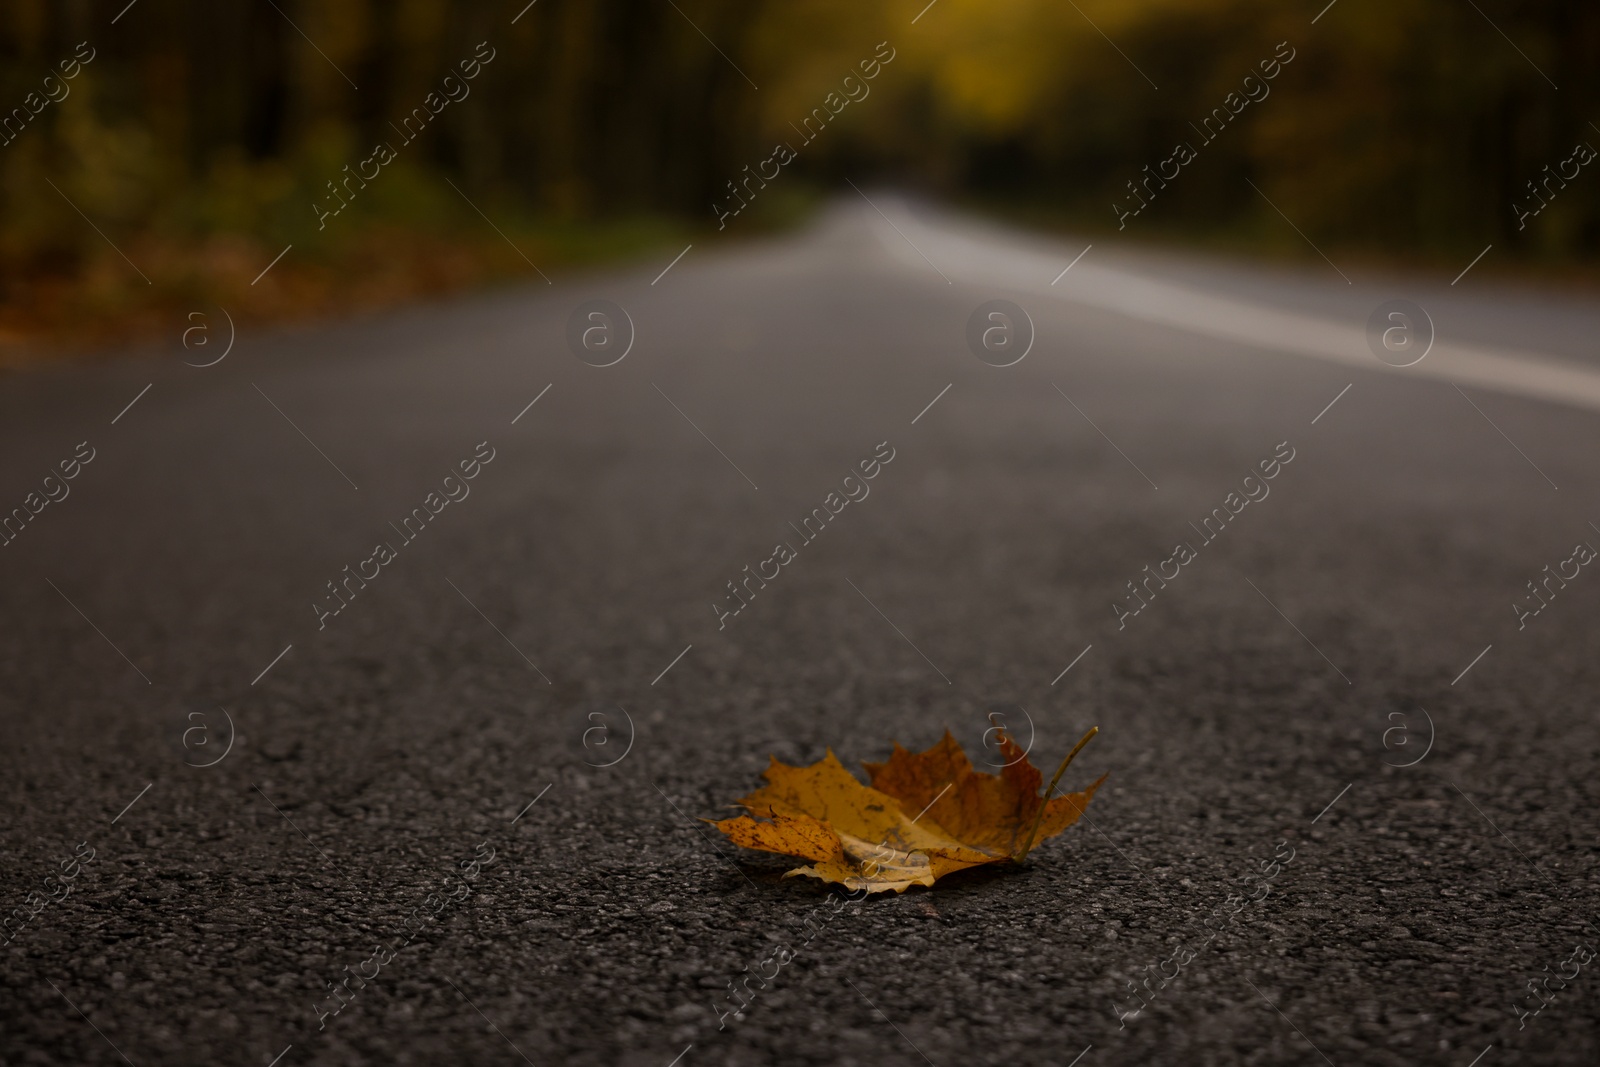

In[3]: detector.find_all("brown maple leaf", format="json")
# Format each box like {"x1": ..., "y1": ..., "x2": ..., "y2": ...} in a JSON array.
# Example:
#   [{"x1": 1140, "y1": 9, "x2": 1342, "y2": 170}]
[{"x1": 709, "y1": 724, "x2": 1104, "y2": 893}]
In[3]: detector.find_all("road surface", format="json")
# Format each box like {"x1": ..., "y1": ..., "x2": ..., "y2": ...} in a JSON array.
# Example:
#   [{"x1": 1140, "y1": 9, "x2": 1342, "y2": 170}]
[{"x1": 3, "y1": 199, "x2": 1599, "y2": 1066}]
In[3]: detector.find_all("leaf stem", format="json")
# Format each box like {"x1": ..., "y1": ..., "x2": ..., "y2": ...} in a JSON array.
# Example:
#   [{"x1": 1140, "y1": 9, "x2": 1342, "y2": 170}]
[{"x1": 1013, "y1": 725, "x2": 1099, "y2": 863}]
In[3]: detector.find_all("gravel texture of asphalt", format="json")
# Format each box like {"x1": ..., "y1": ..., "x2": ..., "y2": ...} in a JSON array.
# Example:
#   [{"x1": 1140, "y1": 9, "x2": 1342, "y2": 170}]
[{"x1": 3, "y1": 200, "x2": 1599, "y2": 1066}]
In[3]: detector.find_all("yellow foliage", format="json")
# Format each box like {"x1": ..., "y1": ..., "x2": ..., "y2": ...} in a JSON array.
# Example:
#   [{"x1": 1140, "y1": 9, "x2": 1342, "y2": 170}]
[{"x1": 711, "y1": 726, "x2": 1104, "y2": 893}]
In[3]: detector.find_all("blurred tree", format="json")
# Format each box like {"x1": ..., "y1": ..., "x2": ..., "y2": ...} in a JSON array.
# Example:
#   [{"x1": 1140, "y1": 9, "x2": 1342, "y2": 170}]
[{"x1": 0, "y1": 0, "x2": 1596, "y2": 346}]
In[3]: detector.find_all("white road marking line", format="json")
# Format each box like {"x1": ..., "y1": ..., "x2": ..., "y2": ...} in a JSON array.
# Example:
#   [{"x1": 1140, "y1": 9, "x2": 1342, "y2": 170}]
[{"x1": 868, "y1": 205, "x2": 1600, "y2": 415}]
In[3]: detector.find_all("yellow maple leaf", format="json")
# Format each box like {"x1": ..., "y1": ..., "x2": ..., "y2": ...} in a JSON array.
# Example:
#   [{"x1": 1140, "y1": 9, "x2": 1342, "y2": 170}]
[{"x1": 710, "y1": 724, "x2": 1104, "y2": 893}]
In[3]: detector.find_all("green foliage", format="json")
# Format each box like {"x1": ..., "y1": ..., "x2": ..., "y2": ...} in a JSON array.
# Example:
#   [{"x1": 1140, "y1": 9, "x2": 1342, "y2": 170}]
[{"x1": 0, "y1": 0, "x2": 1594, "y2": 344}]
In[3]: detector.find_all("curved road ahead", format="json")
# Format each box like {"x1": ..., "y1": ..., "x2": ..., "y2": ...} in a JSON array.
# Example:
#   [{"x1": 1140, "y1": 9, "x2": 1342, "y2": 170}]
[{"x1": 3, "y1": 200, "x2": 1599, "y2": 1066}]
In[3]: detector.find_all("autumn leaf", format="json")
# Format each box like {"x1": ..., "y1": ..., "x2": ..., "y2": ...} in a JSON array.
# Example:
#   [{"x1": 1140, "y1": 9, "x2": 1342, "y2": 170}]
[{"x1": 709, "y1": 725, "x2": 1104, "y2": 893}]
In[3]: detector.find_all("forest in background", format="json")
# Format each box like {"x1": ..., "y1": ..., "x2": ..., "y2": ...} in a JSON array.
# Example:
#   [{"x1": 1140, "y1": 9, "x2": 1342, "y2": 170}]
[{"x1": 2, "y1": 0, "x2": 1596, "y2": 351}]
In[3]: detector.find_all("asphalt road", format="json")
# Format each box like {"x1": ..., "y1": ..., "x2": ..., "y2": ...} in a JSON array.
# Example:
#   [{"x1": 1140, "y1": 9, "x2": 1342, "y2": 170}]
[{"x1": 3, "y1": 198, "x2": 1600, "y2": 1067}]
